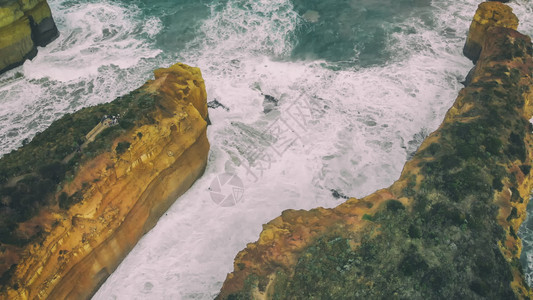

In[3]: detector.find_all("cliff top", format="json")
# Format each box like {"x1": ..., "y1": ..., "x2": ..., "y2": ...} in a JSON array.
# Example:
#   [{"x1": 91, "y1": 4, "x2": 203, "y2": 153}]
[
  {"x1": 0, "y1": 63, "x2": 207, "y2": 290},
  {"x1": 218, "y1": 3, "x2": 533, "y2": 299}
]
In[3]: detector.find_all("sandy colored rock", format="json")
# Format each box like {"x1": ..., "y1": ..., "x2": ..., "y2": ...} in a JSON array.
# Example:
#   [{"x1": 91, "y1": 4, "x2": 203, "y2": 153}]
[
  {"x1": 218, "y1": 4, "x2": 533, "y2": 299},
  {"x1": 463, "y1": 1, "x2": 518, "y2": 63},
  {"x1": 0, "y1": 63, "x2": 210, "y2": 299}
]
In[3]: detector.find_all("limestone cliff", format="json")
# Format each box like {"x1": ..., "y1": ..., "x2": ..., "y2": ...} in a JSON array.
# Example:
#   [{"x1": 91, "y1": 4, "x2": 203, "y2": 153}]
[
  {"x1": 463, "y1": 1, "x2": 518, "y2": 63},
  {"x1": 218, "y1": 3, "x2": 533, "y2": 299},
  {"x1": 0, "y1": 0, "x2": 59, "y2": 75},
  {"x1": 0, "y1": 63, "x2": 209, "y2": 299}
]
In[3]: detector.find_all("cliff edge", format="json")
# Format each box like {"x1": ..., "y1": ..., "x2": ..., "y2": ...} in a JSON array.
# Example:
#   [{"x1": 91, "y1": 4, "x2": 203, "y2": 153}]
[
  {"x1": 218, "y1": 2, "x2": 533, "y2": 299},
  {"x1": 0, "y1": 63, "x2": 209, "y2": 299},
  {"x1": 0, "y1": 0, "x2": 59, "y2": 75}
]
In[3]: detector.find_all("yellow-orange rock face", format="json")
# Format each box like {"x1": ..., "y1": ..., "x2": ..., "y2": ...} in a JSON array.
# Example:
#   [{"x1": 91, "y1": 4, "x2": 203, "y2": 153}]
[
  {"x1": 218, "y1": 4, "x2": 533, "y2": 299},
  {"x1": 463, "y1": 1, "x2": 518, "y2": 63},
  {"x1": 1, "y1": 63, "x2": 210, "y2": 299}
]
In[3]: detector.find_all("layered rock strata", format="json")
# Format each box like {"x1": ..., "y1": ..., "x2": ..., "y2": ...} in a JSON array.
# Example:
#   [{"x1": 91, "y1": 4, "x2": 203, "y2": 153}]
[
  {"x1": 0, "y1": 0, "x2": 59, "y2": 74},
  {"x1": 219, "y1": 3, "x2": 533, "y2": 299},
  {"x1": 0, "y1": 63, "x2": 209, "y2": 299}
]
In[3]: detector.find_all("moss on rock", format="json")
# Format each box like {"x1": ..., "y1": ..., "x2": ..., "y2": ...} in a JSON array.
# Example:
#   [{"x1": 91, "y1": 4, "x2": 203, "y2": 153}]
[
  {"x1": 218, "y1": 3, "x2": 533, "y2": 299},
  {"x1": 0, "y1": 0, "x2": 58, "y2": 74}
]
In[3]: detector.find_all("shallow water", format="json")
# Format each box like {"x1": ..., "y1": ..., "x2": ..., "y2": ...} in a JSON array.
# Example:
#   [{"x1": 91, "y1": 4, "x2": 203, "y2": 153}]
[{"x1": 0, "y1": 0, "x2": 532, "y2": 298}]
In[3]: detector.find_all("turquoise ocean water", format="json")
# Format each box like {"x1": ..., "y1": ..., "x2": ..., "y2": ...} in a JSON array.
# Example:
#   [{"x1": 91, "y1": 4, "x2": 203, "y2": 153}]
[{"x1": 0, "y1": 0, "x2": 532, "y2": 298}]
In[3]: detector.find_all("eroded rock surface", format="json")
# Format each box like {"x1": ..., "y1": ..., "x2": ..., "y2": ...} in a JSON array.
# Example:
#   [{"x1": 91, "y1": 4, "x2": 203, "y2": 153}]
[
  {"x1": 463, "y1": 1, "x2": 518, "y2": 63},
  {"x1": 0, "y1": 63, "x2": 209, "y2": 299},
  {"x1": 218, "y1": 3, "x2": 533, "y2": 299}
]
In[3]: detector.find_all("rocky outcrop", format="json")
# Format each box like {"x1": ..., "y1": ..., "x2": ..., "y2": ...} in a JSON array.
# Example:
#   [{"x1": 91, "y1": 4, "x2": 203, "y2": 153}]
[
  {"x1": 0, "y1": 0, "x2": 59, "y2": 75},
  {"x1": 463, "y1": 1, "x2": 518, "y2": 63},
  {"x1": 0, "y1": 63, "x2": 209, "y2": 299},
  {"x1": 218, "y1": 3, "x2": 533, "y2": 299}
]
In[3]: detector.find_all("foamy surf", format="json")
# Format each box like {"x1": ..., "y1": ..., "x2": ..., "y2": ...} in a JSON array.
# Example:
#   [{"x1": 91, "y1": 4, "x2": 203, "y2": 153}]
[
  {"x1": 0, "y1": 0, "x2": 532, "y2": 298},
  {"x1": 25, "y1": 1, "x2": 162, "y2": 81},
  {"x1": 510, "y1": 0, "x2": 533, "y2": 37},
  {"x1": 0, "y1": 0, "x2": 162, "y2": 156},
  {"x1": 93, "y1": 0, "x2": 500, "y2": 299},
  {"x1": 509, "y1": 0, "x2": 533, "y2": 289}
]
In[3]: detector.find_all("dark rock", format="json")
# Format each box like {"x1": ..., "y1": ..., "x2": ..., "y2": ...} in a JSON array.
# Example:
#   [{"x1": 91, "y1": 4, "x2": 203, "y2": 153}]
[
  {"x1": 262, "y1": 94, "x2": 279, "y2": 114},
  {"x1": 30, "y1": 16, "x2": 59, "y2": 47},
  {"x1": 207, "y1": 99, "x2": 230, "y2": 111},
  {"x1": 330, "y1": 189, "x2": 350, "y2": 200}
]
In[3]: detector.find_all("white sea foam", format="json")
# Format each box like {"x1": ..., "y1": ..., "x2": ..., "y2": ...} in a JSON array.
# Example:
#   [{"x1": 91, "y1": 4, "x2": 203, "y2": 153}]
[
  {"x1": 0, "y1": 0, "x2": 162, "y2": 156},
  {"x1": 93, "y1": 1, "x2": 491, "y2": 299},
  {"x1": 25, "y1": 1, "x2": 162, "y2": 81},
  {"x1": 519, "y1": 199, "x2": 533, "y2": 287},
  {"x1": 510, "y1": 0, "x2": 533, "y2": 37},
  {"x1": 512, "y1": 0, "x2": 533, "y2": 288},
  {"x1": 1, "y1": 0, "x2": 531, "y2": 297}
]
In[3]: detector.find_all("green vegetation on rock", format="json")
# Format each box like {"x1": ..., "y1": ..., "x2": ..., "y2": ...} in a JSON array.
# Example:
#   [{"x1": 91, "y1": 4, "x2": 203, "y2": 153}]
[
  {"x1": 0, "y1": 89, "x2": 160, "y2": 245},
  {"x1": 222, "y1": 26, "x2": 533, "y2": 300},
  {"x1": 263, "y1": 57, "x2": 530, "y2": 299}
]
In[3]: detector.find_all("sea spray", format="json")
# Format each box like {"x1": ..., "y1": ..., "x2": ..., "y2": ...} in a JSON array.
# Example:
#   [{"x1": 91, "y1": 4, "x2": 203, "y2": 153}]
[
  {"x1": 94, "y1": 0, "x2": 485, "y2": 298},
  {"x1": 1, "y1": 0, "x2": 532, "y2": 298},
  {"x1": 0, "y1": 0, "x2": 163, "y2": 156}
]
